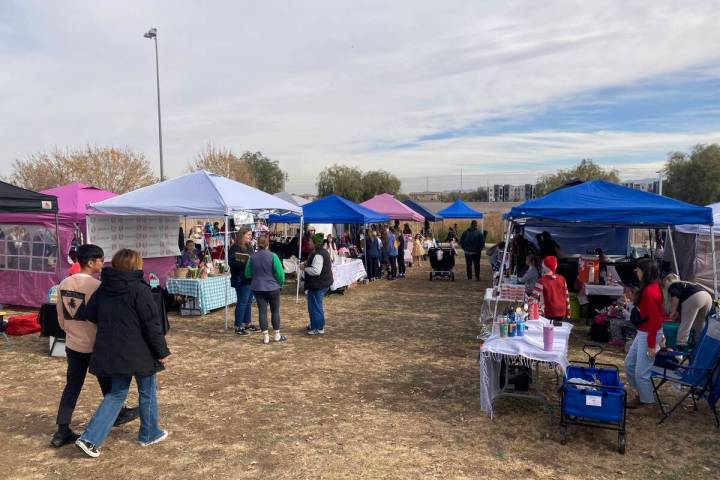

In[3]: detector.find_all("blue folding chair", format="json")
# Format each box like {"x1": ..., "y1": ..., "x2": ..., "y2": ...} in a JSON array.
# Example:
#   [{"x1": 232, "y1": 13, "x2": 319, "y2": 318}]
[{"x1": 651, "y1": 312, "x2": 720, "y2": 427}]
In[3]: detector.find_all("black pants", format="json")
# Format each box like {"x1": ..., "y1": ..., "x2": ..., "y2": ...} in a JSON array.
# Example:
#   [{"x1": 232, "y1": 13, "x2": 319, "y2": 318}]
[
  {"x1": 397, "y1": 253, "x2": 406, "y2": 275},
  {"x1": 388, "y1": 256, "x2": 398, "y2": 278},
  {"x1": 254, "y1": 289, "x2": 281, "y2": 332},
  {"x1": 465, "y1": 253, "x2": 481, "y2": 280},
  {"x1": 56, "y1": 348, "x2": 112, "y2": 425},
  {"x1": 367, "y1": 257, "x2": 380, "y2": 279}
]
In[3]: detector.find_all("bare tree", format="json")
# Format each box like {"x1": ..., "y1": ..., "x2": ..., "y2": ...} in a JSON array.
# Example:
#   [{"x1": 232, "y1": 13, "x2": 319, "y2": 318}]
[
  {"x1": 188, "y1": 143, "x2": 256, "y2": 185},
  {"x1": 9, "y1": 145, "x2": 157, "y2": 193}
]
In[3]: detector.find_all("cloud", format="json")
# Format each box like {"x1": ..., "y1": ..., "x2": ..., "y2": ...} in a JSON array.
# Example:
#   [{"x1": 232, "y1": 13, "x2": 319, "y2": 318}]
[{"x1": 1, "y1": 0, "x2": 719, "y2": 193}]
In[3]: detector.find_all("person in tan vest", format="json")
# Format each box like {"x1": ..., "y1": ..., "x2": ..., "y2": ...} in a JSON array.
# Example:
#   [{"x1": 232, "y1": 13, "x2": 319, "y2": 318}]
[{"x1": 51, "y1": 244, "x2": 138, "y2": 448}]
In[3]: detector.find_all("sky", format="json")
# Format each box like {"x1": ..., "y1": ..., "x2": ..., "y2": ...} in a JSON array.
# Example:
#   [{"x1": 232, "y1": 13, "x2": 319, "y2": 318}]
[{"x1": 1, "y1": 0, "x2": 719, "y2": 194}]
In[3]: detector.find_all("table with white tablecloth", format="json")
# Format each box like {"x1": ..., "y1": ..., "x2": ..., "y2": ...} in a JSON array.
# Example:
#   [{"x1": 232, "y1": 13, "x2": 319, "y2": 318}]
[
  {"x1": 479, "y1": 319, "x2": 573, "y2": 418},
  {"x1": 331, "y1": 259, "x2": 367, "y2": 291}
]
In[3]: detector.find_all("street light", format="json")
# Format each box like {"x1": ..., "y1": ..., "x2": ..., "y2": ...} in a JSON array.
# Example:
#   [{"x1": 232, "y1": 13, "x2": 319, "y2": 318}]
[
  {"x1": 144, "y1": 27, "x2": 164, "y2": 181},
  {"x1": 656, "y1": 169, "x2": 666, "y2": 195}
]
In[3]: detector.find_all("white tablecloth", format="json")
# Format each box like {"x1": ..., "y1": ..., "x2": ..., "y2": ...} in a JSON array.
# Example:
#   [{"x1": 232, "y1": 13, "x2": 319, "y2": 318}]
[
  {"x1": 479, "y1": 319, "x2": 573, "y2": 417},
  {"x1": 584, "y1": 284, "x2": 624, "y2": 297},
  {"x1": 331, "y1": 259, "x2": 367, "y2": 291}
]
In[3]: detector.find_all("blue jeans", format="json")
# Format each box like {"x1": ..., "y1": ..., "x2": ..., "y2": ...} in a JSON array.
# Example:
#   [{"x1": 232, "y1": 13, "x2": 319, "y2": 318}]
[
  {"x1": 307, "y1": 288, "x2": 328, "y2": 330},
  {"x1": 80, "y1": 374, "x2": 163, "y2": 447},
  {"x1": 234, "y1": 283, "x2": 253, "y2": 328},
  {"x1": 624, "y1": 330, "x2": 663, "y2": 403}
]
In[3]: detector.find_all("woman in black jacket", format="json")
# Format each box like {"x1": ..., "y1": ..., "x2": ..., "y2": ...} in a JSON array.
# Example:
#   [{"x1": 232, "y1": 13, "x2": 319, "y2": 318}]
[
  {"x1": 228, "y1": 228, "x2": 257, "y2": 336},
  {"x1": 76, "y1": 249, "x2": 171, "y2": 458}
]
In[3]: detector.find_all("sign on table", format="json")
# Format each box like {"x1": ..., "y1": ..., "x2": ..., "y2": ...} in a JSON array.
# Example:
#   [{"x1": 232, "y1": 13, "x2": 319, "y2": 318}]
[{"x1": 87, "y1": 215, "x2": 179, "y2": 260}]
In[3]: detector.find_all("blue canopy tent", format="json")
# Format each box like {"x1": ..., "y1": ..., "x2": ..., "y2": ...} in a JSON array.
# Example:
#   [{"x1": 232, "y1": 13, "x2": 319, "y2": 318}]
[
  {"x1": 495, "y1": 181, "x2": 716, "y2": 319},
  {"x1": 402, "y1": 199, "x2": 443, "y2": 222},
  {"x1": 268, "y1": 195, "x2": 389, "y2": 296},
  {"x1": 437, "y1": 198, "x2": 484, "y2": 219}
]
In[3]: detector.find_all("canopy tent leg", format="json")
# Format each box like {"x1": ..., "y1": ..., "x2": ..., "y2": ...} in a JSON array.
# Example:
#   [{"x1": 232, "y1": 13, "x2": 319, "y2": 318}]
[
  {"x1": 224, "y1": 216, "x2": 230, "y2": 330},
  {"x1": 296, "y1": 216, "x2": 304, "y2": 304},
  {"x1": 712, "y1": 227, "x2": 718, "y2": 297},
  {"x1": 667, "y1": 225, "x2": 680, "y2": 277},
  {"x1": 364, "y1": 223, "x2": 368, "y2": 281},
  {"x1": 54, "y1": 212, "x2": 61, "y2": 278},
  {"x1": 649, "y1": 229, "x2": 654, "y2": 260},
  {"x1": 492, "y1": 220, "x2": 513, "y2": 321}
]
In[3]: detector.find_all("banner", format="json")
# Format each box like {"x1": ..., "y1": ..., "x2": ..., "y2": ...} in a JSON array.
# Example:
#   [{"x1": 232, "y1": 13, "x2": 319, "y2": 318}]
[{"x1": 87, "y1": 215, "x2": 179, "y2": 261}]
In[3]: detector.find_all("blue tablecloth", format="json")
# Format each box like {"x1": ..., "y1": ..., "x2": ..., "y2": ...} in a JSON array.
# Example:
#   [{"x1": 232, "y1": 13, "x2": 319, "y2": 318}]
[{"x1": 166, "y1": 275, "x2": 237, "y2": 315}]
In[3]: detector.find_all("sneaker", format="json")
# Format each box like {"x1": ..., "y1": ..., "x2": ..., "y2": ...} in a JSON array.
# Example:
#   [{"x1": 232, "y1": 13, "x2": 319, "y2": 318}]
[
  {"x1": 76, "y1": 438, "x2": 100, "y2": 458},
  {"x1": 262, "y1": 336, "x2": 270, "y2": 345},
  {"x1": 235, "y1": 327, "x2": 249, "y2": 336},
  {"x1": 139, "y1": 430, "x2": 169, "y2": 447},
  {"x1": 243, "y1": 324, "x2": 259, "y2": 332},
  {"x1": 275, "y1": 335, "x2": 288, "y2": 342},
  {"x1": 114, "y1": 406, "x2": 139, "y2": 427},
  {"x1": 51, "y1": 429, "x2": 79, "y2": 448},
  {"x1": 307, "y1": 329, "x2": 325, "y2": 335}
]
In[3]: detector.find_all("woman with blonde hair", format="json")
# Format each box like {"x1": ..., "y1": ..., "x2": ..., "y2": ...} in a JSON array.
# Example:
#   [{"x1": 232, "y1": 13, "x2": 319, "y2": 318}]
[
  {"x1": 76, "y1": 249, "x2": 170, "y2": 457},
  {"x1": 662, "y1": 273, "x2": 714, "y2": 349}
]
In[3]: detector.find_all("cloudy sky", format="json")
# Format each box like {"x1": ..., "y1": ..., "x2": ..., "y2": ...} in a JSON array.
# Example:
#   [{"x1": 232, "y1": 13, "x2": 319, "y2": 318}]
[{"x1": 2, "y1": 1, "x2": 719, "y2": 194}]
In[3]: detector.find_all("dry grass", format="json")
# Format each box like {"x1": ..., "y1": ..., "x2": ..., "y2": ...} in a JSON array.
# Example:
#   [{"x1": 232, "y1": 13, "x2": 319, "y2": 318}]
[{"x1": 1, "y1": 258, "x2": 719, "y2": 479}]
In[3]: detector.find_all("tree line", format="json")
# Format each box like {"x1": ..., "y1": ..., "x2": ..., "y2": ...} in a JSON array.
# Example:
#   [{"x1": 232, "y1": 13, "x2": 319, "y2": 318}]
[{"x1": 7, "y1": 143, "x2": 720, "y2": 206}]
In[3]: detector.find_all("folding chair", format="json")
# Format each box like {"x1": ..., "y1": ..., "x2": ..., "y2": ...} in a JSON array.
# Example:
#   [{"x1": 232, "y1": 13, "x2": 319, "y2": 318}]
[{"x1": 651, "y1": 312, "x2": 720, "y2": 427}]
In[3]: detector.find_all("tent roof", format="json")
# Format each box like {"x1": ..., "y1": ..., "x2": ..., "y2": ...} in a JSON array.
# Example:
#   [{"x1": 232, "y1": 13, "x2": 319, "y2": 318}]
[
  {"x1": 269, "y1": 194, "x2": 389, "y2": 224},
  {"x1": 0, "y1": 180, "x2": 58, "y2": 213},
  {"x1": 41, "y1": 182, "x2": 116, "y2": 222},
  {"x1": 676, "y1": 202, "x2": 720, "y2": 235},
  {"x1": 274, "y1": 191, "x2": 310, "y2": 207},
  {"x1": 402, "y1": 199, "x2": 443, "y2": 221},
  {"x1": 89, "y1": 170, "x2": 302, "y2": 217},
  {"x1": 507, "y1": 180, "x2": 713, "y2": 226},
  {"x1": 360, "y1": 194, "x2": 423, "y2": 221},
  {"x1": 437, "y1": 199, "x2": 484, "y2": 219}
]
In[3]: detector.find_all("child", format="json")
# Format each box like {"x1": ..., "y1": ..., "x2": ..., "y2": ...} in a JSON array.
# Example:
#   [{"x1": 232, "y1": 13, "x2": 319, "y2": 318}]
[
  {"x1": 422, "y1": 235, "x2": 434, "y2": 261},
  {"x1": 608, "y1": 287, "x2": 638, "y2": 348},
  {"x1": 531, "y1": 256, "x2": 570, "y2": 321},
  {"x1": 412, "y1": 234, "x2": 425, "y2": 263}
]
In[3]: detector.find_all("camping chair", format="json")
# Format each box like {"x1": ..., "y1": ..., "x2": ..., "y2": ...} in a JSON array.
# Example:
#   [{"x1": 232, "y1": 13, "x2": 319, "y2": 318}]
[{"x1": 651, "y1": 312, "x2": 720, "y2": 427}]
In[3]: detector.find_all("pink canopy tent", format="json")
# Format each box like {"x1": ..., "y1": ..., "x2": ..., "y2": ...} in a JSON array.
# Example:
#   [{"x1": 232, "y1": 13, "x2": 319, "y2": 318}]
[{"x1": 360, "y1": 194, "x2": 424, "y2": 222}]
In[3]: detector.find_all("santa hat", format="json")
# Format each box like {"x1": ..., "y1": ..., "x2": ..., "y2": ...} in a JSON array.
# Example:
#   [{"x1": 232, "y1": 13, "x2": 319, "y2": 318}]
[{"x1": 543, "y1": 256, "x2": 558, "y2": 274}]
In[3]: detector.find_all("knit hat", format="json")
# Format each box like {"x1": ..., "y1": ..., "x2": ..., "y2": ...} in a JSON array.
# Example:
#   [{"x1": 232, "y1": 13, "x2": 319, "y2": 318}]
[{"x1": 543, "y1": 256, "x2": 558, "y2": 274}]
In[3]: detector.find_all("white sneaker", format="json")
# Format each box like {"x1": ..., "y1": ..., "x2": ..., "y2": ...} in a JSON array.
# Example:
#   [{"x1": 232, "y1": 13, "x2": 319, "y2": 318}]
[
  {"x1": 139, "y1": 430, "x2": 169, "y2": 447},
  {"x1": 307, "y1": 329, "x2": 325, "y2": 335},
  {"x1": 76, "y1": 438, "x2": 100, "y2": 458}
]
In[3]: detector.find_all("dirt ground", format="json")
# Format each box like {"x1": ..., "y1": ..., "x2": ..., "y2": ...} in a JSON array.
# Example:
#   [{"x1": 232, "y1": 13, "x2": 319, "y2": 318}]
[{"x1": 1, "y1": 257, "x2": 719, "y2": 479}]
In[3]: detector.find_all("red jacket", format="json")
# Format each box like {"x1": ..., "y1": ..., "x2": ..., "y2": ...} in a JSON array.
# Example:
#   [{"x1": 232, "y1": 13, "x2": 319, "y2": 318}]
[
  {"x1": 637, "y1": 282, "x2": 664, "y2": 349},
  {"x1": 532, "y1": 274, "x2": 570, "y2": 318}
]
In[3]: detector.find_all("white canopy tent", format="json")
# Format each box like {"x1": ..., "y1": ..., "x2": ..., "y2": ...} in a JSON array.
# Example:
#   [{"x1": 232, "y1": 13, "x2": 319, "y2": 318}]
[{"x1": 90, "y1": 170, "x2": 303, "y2": 328}]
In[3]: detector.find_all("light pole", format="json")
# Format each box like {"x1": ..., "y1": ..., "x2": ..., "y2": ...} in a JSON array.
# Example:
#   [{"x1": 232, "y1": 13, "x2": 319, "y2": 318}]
[
  {"x1": 656, "y1": 169, "x2": 666, "y2": 195},
  {"x1": 144, "y1": 27, "x2": 164, "y2": 181}
]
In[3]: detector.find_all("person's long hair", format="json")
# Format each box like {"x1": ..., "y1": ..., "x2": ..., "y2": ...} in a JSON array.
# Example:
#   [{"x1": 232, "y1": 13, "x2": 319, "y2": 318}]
[
  {"x1": 236, "y1": 227, "x2": 252, "y2": 249},
  {"x1": 662, "y1": 273, "x2": 681, "y2": 313},
  {"x1": 256, "y1": 235, "x2": 269, "y2": 250},
  {"x1": 636, "y1": 258, "x2": 660, "y2": 302}
]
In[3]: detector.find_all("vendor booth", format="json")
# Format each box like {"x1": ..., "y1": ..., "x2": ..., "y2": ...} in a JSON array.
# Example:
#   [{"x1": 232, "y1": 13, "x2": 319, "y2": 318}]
[
  {"x1": 90, "y1": 170, "x2": 302, "y2": 328},
  {"x1": 361, "y1": 194, "x2": 423, "y2": 262},
  {"x1": 666, "y1": 202, "x2": 720, "y2": 293},
  {"x1": 269, "y1": 194, "x2": 390, "y2": 293},
  {"x1": 437, "y1": 198, "x2": 484, "y2": 221},
  {"x1": 0, "y1": 182, "x2": 99, "y2": 307},
  {"x1": 402, "y1": 199, "x2": 443, "y2": 237}
]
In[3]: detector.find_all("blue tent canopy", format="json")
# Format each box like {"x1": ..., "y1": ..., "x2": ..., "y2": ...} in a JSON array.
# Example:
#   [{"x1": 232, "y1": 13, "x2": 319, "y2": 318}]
[
  {"x1": 437, "y1": 199, "x2": 483, "y2": 219},
  {"x1": 507, "y1": 180, "x2": 713, "y2": 227},
  {"x1": 268, "y1": 194, "x2": 390, "y2": 224},
  {"x1": 402, "y1": 199, "x2": 443, "y2": 221}
]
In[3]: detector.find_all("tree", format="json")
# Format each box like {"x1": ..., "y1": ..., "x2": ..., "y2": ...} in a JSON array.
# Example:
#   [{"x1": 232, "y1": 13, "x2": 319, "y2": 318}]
[
  {"x1": 361, "y1": 170, "x2": 401, "y2": 200},
  {"x1": 664, "y1": 144, "x2": 720, "y2": 205},
  {"x1": 189, "y1": 143, "x2": 256, "y2": 185},
  {"x1": 535, "y1": 159, "x2": 620, "y2": 195},
  {"x1": 316, "y1": 165, "x2": 364, "y2": 202},
  {"x1": 242, "y1": 151, "x2": 286, "y2": 193},
  {"x1": 9, "y1": 145, "x2": 156, "y2": 193}
]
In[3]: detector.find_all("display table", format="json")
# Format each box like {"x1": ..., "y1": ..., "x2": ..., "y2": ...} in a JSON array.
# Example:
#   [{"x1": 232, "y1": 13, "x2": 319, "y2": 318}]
[
  {"x1": 479, "y1": 319, "x2": 573, "y2": 418},
  {"x1": 166, "y1": 275, "x2": 236, "y2": 315},
  {"x1": 480, "y1": 288, "x2": 526, "y2": 323},
  {"x1": 331, "y1": 259, "x2": 367, "y2": 291}
]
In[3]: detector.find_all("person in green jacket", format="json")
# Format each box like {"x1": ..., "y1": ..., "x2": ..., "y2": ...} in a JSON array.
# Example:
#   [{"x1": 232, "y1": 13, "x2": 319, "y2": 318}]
[{"x1": 245, "y1": 236, "x2": 286, "y2": 344}]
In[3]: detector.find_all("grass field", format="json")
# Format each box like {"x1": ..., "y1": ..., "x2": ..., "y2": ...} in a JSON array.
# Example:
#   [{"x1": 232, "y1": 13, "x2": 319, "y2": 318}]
[{"x1": 1, "y1": 256, "x2": 719, "y2": 479}]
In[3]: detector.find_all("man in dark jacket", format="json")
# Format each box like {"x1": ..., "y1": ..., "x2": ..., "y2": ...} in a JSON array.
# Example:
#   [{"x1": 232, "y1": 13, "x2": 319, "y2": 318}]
[
  {"x1": 460, "y1": 220, "x2": 485, "y2": 281},
  {"x1": 302, "y1": 246, "x2": 334, "y2": 335}
]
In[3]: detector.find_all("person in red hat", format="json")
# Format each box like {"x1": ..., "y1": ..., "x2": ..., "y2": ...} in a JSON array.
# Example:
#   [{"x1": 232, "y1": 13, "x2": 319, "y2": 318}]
[{"x1": 531, "y1": 255, "x2": 570, "y2": 321}]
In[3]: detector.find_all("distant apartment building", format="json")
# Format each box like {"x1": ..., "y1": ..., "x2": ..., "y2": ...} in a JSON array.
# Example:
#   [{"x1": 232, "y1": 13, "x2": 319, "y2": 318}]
[
  {"x1": 622, "y1": 179, "x2": 659, "y2": 194},
  {"x1": 409, "y1": 191, "x2": 441, "y2": 202}
]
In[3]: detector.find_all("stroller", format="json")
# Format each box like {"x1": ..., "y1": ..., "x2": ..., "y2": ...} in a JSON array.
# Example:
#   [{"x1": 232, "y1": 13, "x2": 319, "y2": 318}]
[{"x1": 428, "y1": 247, "x2": 455, "y2": 281}]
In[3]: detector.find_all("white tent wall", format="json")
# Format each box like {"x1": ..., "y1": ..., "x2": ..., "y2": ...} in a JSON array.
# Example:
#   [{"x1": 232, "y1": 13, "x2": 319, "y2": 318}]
[{"x1": 666, "y1": 230, "x2": 720, "y2": 293}]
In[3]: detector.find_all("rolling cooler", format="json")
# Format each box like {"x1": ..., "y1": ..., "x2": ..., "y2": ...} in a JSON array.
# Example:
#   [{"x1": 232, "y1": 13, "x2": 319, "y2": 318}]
[{"x1": 559, "y1": 344, "x2": 627, "y2": 454}]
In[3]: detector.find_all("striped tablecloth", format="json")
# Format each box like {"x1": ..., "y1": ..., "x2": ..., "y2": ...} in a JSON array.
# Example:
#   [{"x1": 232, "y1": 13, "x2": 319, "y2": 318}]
[{"x1": 166, "y1": 275, "x2": 237, "y2": 315}]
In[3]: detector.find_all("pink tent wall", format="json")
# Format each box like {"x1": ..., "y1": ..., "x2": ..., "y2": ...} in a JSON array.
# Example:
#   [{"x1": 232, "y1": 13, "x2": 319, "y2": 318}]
[{"x1": 360, "y1": 194, "x2": 424, "y2": 221}]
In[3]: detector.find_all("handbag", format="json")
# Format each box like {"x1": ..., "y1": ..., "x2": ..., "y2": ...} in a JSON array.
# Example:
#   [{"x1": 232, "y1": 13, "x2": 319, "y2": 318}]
[{"x1": 629, "y1": 306, "x2": 646, "y2": 327}]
